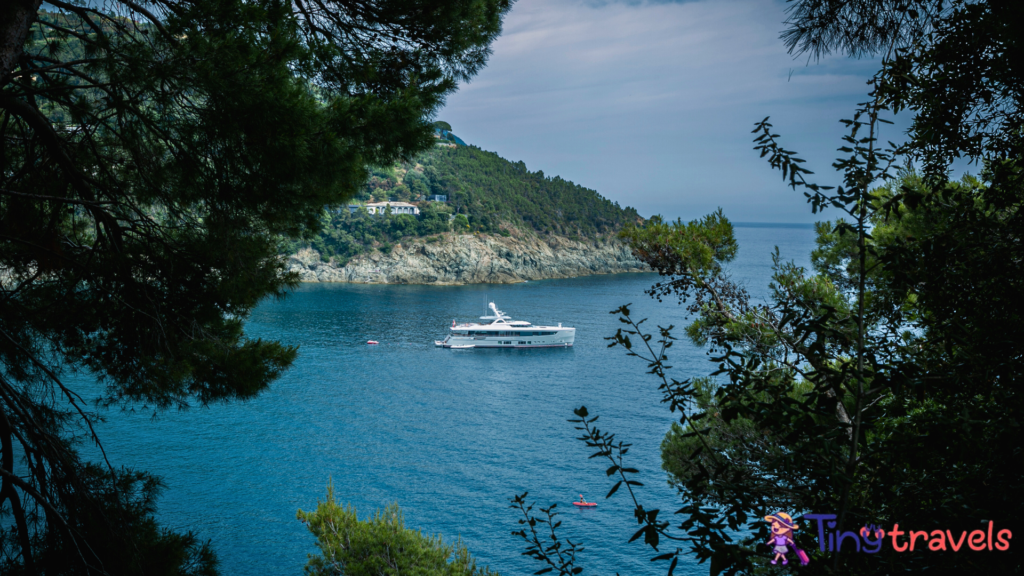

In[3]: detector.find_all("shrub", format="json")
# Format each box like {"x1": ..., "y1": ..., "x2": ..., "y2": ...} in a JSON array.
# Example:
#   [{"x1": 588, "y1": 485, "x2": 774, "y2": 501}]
[{"x1": 297, "y1": 484, "x2": 497, "y2": 576}]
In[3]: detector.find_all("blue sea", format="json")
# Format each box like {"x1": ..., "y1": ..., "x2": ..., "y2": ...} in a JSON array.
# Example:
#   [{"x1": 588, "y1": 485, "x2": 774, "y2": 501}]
[{"x1": 80, "y1": 225, "x2": 816, "y2": 575}]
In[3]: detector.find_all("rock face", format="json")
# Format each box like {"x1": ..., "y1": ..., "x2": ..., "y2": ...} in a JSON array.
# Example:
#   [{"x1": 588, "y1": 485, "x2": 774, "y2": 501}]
[{"x1": 286, "y1": 234, "x2": 649, "y2": 284}]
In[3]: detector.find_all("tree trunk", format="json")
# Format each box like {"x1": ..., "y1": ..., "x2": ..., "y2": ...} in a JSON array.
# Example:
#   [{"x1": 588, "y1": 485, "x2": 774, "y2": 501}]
[{"x1": 1, "y1": 0, "x2": 41, "y2": 83}]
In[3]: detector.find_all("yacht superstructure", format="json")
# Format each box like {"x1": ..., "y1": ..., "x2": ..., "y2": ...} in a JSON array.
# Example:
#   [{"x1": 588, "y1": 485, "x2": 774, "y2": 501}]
[{"x1": 435, "y1": 303, "x2": 575, "y2": 349}]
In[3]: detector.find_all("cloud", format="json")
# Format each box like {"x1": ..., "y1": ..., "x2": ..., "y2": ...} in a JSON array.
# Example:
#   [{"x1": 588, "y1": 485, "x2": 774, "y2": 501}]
[{"x1": 441, "y1": 0, "x2": 906, "y2": 223}]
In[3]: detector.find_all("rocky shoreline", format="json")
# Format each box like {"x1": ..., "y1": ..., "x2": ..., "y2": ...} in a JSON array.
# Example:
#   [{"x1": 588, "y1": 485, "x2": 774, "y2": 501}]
[{"x1": 285, "y1": 233, "x2": 649, "y2": 284}]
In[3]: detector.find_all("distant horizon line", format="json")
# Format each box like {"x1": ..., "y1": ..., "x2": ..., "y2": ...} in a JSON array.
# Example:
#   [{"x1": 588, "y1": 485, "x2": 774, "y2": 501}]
[{"x1": 731, "y1": 222, "x2": 816, "y2": 229}]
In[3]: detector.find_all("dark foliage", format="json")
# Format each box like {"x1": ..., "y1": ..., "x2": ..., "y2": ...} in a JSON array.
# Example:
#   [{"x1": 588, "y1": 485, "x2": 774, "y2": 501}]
[
  {"x1": 781, "y1": 0, "x2": 943, "y2": 60},
  {"x1": 513, "y1": 1, "x2": 1022, "y2": 575},
  {"x1": 875, "y1": 0, "x2": 1024, "y2": 179},
  {"x1": 0, "y1": 0, "x2": 509, "y2": 572}
]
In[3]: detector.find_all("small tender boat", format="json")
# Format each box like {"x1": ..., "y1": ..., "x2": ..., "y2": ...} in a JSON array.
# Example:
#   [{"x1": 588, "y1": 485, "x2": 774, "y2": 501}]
[
  {"x1": 573, "y1": 502, "x2": 597, "y2": 507},
  {"x1": 450, "y1": 344, "x2": 475, "y2": 349},
  {"x1": 367, "y1": 340, "x2": 379, "y2": 345}
]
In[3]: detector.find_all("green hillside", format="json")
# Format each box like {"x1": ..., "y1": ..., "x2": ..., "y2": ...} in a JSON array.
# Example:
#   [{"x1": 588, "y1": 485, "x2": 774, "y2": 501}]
[
  {"x1": 411, "y1": 145, "x2": 638, "y2": 235},
  {"x1": 295, "y1": 142, "x2": 641, "y2": 264}
]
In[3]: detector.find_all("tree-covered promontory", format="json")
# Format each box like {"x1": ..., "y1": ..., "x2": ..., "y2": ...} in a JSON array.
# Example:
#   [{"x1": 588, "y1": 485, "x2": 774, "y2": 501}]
[{"x1": 298, "y1": 141, "x2": 642, "y2": 264}]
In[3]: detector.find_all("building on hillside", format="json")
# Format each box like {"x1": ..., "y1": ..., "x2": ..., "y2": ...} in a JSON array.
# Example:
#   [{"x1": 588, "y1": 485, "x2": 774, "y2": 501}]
[
  {"x1": 427, "y1": 194, "x2": 448, "y2": 202},
  {"x1": 363, "y1": 201, "x2": 420, "y2": 216}
]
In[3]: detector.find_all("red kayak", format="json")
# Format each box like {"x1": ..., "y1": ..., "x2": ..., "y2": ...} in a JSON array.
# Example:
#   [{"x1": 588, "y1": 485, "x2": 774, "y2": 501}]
[
  {"x1": 573, "y1": 502, "x2": 597, "y2": 507},
  {"x1": 367, "y1": 340, "x2": 379, "y2": 345}
]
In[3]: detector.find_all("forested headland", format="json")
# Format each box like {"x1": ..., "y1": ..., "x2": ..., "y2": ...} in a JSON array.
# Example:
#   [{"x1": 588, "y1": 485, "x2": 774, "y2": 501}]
[{"x1": 286, "y1": 137, "x2": 642, "y2": 267}]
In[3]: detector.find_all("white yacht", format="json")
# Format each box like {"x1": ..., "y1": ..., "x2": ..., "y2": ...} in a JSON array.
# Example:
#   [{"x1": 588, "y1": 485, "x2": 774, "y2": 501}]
[{"x1": 435, "y1": 302, "x2": 575, "y2": 349}]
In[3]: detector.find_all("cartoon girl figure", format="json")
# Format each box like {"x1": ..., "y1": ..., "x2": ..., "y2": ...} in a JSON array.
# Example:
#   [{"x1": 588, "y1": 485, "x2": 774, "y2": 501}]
[{"x1": 765, "y1": 512, "x2": 799, "y2": 565}]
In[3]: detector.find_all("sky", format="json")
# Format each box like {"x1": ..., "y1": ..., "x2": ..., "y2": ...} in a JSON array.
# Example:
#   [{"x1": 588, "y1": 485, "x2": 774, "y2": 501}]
[{"x1": 439, "y1": 0, "x2": 912, "y2": 224}]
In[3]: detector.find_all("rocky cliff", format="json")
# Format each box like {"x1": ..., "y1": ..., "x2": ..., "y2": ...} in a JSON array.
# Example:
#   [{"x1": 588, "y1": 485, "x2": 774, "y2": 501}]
[{"x1": 285, "y1": 233, "x2": 649, "y2": 284}]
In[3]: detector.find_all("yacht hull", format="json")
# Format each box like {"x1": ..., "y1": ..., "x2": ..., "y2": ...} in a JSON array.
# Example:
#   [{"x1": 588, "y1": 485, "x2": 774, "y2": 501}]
[
  {"x1": 441, "y1": 329, "x2": 575, "y2": 349},
  {"x1": 442, "y1": 342, "x2": 573, "y2": 349}
]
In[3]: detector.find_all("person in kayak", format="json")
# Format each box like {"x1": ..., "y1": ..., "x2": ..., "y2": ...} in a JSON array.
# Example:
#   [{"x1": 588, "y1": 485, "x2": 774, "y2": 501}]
[{"x1": 578, "y1": 494, "x2": 587, "y2": 504}]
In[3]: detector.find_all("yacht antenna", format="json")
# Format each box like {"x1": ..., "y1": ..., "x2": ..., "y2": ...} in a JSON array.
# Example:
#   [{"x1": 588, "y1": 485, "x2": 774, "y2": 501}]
[{"x1": 480, "y1": 301, "x2": 510, "y2": 322}]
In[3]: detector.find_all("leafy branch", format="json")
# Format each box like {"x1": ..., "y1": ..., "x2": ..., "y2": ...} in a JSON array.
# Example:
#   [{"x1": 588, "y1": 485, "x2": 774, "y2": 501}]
[
  {"x1": 569, "y1": 406, "x2": 684, "y2": 576},
  {"x1": 603, "y1": 306, "x2": 752, "y2": 575},
  {"x1": 510, "y1": 493, "x2": 584, "y2": 576},
  {"x1": 606, "y1": 305, "x2": 722, "y2": 468}
]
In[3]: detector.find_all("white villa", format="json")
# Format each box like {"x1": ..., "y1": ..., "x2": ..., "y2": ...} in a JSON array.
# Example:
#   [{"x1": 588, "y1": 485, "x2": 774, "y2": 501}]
[{"x1": 348, "y1": 202, "x2": 420, "y2": 216}]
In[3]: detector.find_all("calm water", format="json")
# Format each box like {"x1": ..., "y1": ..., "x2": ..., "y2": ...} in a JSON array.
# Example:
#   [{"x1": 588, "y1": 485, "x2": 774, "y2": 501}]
[{"x1": 80, "y1": 225, "x2": 815, "y2": 575}]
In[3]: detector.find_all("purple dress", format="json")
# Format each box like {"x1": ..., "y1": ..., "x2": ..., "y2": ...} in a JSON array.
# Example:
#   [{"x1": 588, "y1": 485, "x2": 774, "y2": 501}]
[{"x1": 773, "y1": 535, "x2": 790, "y2": 555}]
